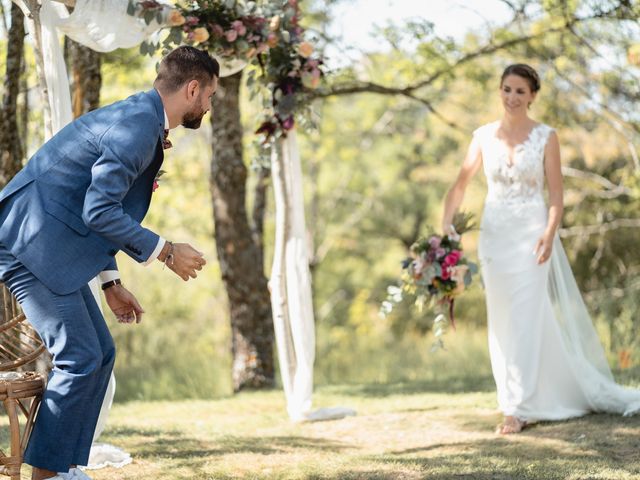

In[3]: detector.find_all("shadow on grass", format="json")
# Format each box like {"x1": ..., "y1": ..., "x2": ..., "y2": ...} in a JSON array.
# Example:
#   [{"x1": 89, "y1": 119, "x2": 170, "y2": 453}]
[
  {"x1": 102, "y1": 426, "x2": 354, "y2": 471},
  {"x1": 363, "y1": 412, "x2": 640, "y2": 480},
  {"x1": 326, "y1": 375, "x2": 496, "y2": 398}
]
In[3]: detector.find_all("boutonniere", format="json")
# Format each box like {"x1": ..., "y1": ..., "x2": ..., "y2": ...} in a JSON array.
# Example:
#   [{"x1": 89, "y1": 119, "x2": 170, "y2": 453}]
[{"x1": 153, "y1": 170, "x2": 166, "y2": 193}]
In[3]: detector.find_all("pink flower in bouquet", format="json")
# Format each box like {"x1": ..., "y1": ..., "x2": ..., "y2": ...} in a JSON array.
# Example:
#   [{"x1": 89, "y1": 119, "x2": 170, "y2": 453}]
[
  {"x1": 257, "y1": 43, "x2": 269, "y2": 54},
  {"x1": 211, "y1": 24, "x2": 224, "y2": 37},
  {"x1": 440, "y1": 265, "x2": 451, "y2": 280},
  {"x1": 428, "y1": 236, "x2": 441, "y2": 249},
  {"x1": 225, "y1": 29, "x2": 238, "y2": 42},
  {"x1": 444, "y1": 250, "x2": 462, "y2": 267},
  {"x1": 185, "y1": 15, "x2": 199, "y2": 26},
  {"x1": 232, "y1": 20, "x2": 247, "y2": 36},
  {"x1": 435, "y1": 247, "x2": 446, "y2": 260},
  {"x1": 267, "y1": 32, "x2": 278, "y2": 48}
]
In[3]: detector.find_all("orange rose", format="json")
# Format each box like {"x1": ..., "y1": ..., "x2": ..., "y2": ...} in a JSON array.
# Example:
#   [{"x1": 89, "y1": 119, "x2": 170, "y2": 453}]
[
  {"x1": 298, "y1": 41, "x2": 314, "y2": 58},
  {"x1": 167, "y1": 9, "x2": 186, "y2": 27},
  {"x1": 192, "y1": 27, "x2": 210, "y2": 43}
]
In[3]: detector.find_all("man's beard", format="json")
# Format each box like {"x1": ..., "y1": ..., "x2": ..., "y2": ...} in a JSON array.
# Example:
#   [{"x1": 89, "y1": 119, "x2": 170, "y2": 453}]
[{"x1": 182, "y1": 108, "x2": 206, "y2": 129}]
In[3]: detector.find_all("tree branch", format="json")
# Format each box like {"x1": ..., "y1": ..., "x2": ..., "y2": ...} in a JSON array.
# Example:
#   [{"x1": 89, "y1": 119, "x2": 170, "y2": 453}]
[
  {"x1": 314, "y1": 4, "x2": 635, "y2": 102},
  {"x1": 562, "y1": 166, "x2": 633, "y2": 198},
  {"x1": 559, "y1": 218, "x2": 640, "y2": 237}
]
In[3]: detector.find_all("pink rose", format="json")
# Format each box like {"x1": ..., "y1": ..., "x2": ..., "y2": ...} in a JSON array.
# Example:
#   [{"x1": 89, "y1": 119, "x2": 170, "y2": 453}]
[
  {"x1": 185, "y1": 16, "x2": 199, "y2": 26},
  {"x1": 267, "y1": 32, "x2": 278, "y2": 48},
  {"x1": 428, "y1": 235, "x2": 441, "y2": 249},
  {"x1": 435, "y1": 247, "x2": 446, "y2": 259},
  {"x1": 211, "y1": 24, "x2": 224, "y2": 37},
  {"x1": 225, "y1": 29, "x2": 238, "y2": 42},
  {"x1": 232, "y1": 20, "x2": 247, "y2": 36},
  {"x1": 444, "y1": 250, "x2": 462, "y2": 266}
]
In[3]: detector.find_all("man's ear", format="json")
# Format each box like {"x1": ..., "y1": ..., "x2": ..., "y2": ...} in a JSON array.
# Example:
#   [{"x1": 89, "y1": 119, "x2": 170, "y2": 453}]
[{"x1": 186, "y1": 79, "x2": 200, "y2": 100}]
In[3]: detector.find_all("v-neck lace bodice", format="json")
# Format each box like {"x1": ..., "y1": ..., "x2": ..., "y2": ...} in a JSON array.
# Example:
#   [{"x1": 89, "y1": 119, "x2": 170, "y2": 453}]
[{"x1": 475, "y1": 121, "x2": 553, "y2": 208}]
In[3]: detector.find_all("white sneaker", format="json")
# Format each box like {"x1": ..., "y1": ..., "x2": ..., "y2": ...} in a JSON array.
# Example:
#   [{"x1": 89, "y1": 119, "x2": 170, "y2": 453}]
[
  {"x1": 55, "y1": 468, "x2": 91, "y2": 480},
  {"x1": 70, "y1": 468, "x2": 92, "y2": 479}
]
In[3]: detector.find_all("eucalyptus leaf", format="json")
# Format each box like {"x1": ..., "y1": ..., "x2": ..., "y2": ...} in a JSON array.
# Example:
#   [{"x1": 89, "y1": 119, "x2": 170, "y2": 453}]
[{"x1": 144, "y1": 10, "x2": 155, "y2": 25}]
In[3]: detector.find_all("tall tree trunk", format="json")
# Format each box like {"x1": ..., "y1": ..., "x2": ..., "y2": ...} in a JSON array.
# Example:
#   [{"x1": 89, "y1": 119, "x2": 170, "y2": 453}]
[
  {"x1": 0, "y1": 2, "x2": 25, "y2": 189},
  {"x1": 209, "y1": 72, "x2": 275, "y2": 391},
  {"x1": 251, "y1": 165, "x2": 271, "y2": 270},
  {"x1": 65, "y1": 37, "x2": 101, "y2": 117}
]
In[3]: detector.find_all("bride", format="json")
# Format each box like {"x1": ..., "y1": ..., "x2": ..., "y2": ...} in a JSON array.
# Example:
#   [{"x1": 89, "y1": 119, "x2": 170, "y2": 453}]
[{"x1": 442, "y1": 63, "x2": 640, "y2": 434}]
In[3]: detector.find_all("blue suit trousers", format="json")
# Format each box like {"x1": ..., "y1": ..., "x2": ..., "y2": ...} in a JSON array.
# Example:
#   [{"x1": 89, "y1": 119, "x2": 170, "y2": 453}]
[{"x1": 0, "y1": 243, "x2": 115, "y2": 472}]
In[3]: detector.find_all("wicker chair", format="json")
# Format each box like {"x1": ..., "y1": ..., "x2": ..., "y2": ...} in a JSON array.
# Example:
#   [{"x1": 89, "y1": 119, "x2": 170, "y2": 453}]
[{"x1": 0, "y1": 285, "x2": 46, "y2": 480}]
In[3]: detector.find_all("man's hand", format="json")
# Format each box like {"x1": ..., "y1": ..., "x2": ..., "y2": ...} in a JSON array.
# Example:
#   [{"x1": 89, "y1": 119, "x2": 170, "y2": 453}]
[
  {"x1": 104, "y1": 284, "x2": 145, "y2": 324},
  {"x1": 158, "y1": 241, "x2": 206, "y2": 281}
]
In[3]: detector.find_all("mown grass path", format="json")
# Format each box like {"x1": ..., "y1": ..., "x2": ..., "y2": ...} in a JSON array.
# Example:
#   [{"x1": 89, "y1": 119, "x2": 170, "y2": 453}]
[{"x1": 5, "y1": 379, "x2": 639, "y2": 479}]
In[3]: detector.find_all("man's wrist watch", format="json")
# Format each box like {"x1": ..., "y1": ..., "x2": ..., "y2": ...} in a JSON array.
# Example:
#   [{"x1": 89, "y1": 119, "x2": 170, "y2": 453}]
[{"x1": 101, "y1": 279, "x2": 122, "y2": 291}]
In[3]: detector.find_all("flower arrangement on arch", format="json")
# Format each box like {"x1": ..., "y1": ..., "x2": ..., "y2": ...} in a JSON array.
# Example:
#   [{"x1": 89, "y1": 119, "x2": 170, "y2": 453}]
[
  {"x1": 128, "y1": 0, "x2": 324, "y2": 141},
  {"x1": 381, "y1": 212, "x2": 478, "y2": 348}
]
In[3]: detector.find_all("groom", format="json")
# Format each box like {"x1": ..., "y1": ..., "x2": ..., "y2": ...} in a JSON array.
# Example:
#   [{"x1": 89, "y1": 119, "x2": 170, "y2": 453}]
[{"x1": 0, "y1": 46, "x2": 219, "y2": 480}]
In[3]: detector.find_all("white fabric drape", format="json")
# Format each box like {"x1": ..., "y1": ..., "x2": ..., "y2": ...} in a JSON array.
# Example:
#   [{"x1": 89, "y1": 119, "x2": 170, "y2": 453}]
[
  {"x1": 58, "y1": 0, "x2": 165, "y2": 53},
  {"x1": 549, "y1": 236, "x2": 640, "y2": 416},
  {"x1": 270, "y1": 132, "x2": 355, "y2": 422}
]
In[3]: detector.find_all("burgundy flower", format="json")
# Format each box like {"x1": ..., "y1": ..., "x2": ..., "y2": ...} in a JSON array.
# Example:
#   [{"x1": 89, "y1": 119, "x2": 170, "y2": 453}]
[{"x1": 281, "y1": 116, "x2": 295, "y2": 130}]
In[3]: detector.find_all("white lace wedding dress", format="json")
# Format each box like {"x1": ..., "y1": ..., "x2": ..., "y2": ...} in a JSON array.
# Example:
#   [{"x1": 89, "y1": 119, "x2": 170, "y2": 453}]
[{"x1": 475, "y1": 121, "x2": 640, "y2": 422}]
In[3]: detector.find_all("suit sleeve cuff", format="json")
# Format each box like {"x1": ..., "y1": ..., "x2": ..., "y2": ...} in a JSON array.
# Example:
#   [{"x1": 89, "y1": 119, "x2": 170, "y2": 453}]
[
  {"x1": 143, "y1": 237, "x2": 166, "y2": 266},
  {"x1": 98, "y1": 270, "x2": 121, "y2": 283}
]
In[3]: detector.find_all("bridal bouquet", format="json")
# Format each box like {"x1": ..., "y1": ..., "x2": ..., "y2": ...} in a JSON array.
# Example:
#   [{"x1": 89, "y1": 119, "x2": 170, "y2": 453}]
[{"x1": 381, "y1": 212, "x2": 478, "y2": 348}]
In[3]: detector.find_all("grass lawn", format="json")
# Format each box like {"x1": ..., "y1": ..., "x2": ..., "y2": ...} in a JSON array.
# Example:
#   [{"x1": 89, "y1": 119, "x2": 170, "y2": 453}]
[{"x1": 3, "y1": 378, "x2": 640, "y2": 479}]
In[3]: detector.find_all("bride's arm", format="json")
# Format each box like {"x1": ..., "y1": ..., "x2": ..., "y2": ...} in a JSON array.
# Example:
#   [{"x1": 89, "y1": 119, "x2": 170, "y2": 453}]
[
  {"x1": 441, "y1": 136, "x2": 483, "y2": 234},
  {"x1": 535, "y1": 130, "x2": 563, "y2": 264}
]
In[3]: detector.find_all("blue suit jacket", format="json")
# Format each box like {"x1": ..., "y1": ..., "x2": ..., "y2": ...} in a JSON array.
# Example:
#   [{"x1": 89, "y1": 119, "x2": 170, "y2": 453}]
[{"x1": 0, "y1": 89, "x2": 166, "y2": 295}]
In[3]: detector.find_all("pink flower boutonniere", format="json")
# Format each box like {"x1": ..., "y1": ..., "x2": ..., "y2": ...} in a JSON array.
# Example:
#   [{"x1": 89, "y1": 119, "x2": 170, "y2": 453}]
[{"x1": 153, "y1": 170, "x2": 166, "y2": 193}]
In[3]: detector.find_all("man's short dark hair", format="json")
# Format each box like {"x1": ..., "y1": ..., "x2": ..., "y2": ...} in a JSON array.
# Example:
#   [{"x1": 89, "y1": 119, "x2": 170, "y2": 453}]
[{"x1": 154, "y1": 46, "x2": 220, "y2": 93}]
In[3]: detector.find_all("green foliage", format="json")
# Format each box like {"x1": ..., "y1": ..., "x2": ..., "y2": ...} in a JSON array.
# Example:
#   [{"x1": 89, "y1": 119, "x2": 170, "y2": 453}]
[{"x1": 5, "y1": 0, "x2": 640, "y2": 400}]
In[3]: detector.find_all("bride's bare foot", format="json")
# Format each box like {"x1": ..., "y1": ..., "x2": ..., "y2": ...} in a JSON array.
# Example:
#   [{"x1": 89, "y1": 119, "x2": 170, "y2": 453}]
[{"x1": 496, "y1": 415, "x2": 527, "y2": 434}]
